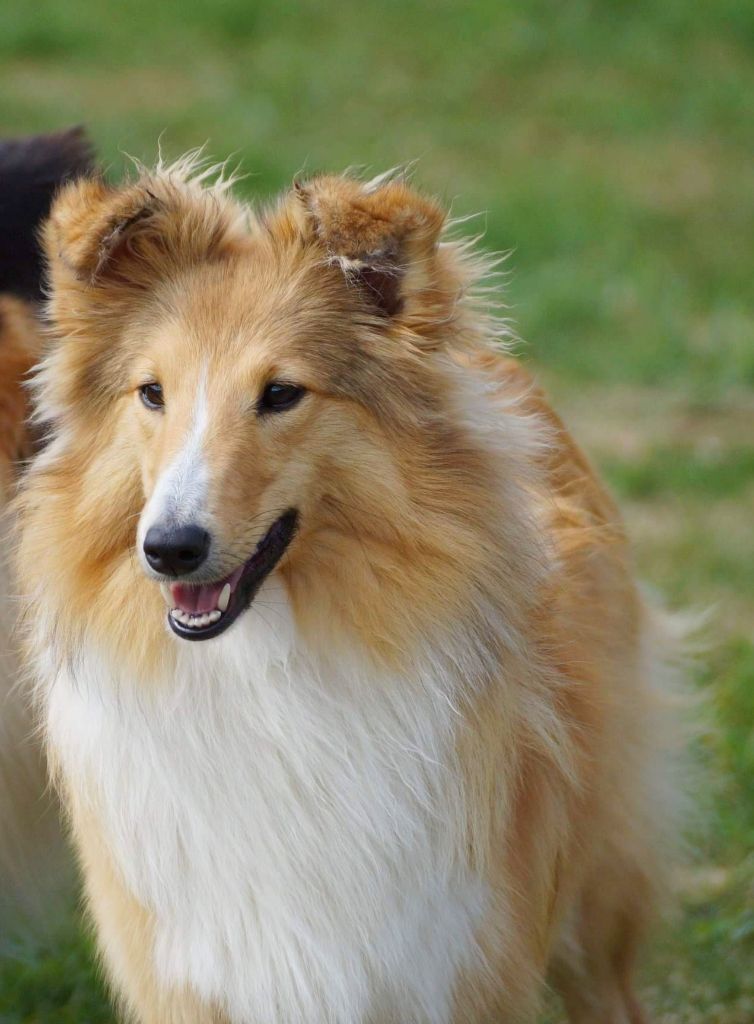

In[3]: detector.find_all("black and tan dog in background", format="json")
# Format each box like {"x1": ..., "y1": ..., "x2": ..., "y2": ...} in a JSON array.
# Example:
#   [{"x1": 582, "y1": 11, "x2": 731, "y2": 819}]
[{"x1": 0, "y1": 127, "x2": 93, "y2": 941}]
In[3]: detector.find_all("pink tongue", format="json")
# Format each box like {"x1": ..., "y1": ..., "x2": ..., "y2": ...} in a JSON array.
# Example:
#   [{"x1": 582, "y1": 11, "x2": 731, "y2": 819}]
[{"x1": 170, "y1": 566, "x2": 244, "y2": 614}]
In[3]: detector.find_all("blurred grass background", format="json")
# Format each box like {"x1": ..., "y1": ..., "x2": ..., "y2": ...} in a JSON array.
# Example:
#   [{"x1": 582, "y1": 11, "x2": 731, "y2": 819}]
[{"x1": 1, "y1": 1, "x2": 752, "y2": 1020}]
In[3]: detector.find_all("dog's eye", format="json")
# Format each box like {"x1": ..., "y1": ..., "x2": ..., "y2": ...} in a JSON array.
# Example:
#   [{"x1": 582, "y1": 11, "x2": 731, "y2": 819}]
[
  {"x1": 139, "y1": 382, "x2": 164, "y2": 411},
  {"x1": 259, "y1": 382, "x2": 305, "y2": 413}
]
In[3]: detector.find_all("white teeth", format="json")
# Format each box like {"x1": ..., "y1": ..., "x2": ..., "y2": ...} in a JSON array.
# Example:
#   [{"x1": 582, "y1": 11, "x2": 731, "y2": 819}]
[
  {"x1": 160, "y1": 583, "x2": 172, "y2": 606},
  {"x1": 173, "y1": 611, "x2": 219, "y2": 629},
  {"x1": 169, "y1": 596, "x2": 227, "y2": 631}
]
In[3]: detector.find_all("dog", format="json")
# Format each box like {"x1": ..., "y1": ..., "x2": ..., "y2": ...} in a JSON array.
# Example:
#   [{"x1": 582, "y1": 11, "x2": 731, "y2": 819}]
[
  {"x1": 15, "y1": 157, "x2": 684, "y2": 1022},
  {"x1": 0, "y1": 127, "x2": 93, "y2": 940}
]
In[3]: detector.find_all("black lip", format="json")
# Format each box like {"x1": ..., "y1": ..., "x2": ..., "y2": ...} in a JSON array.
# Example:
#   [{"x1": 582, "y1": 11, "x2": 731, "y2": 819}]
[{"x1": 168, "y1": 509, "x2": 299, "y2": 642}]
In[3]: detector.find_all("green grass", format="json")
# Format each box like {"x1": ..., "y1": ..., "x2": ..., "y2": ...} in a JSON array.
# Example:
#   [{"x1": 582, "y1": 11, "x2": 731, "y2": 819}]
[
  {"x1": 1, "y1": 1, "x2": 752, "y2": 1020},
  {"x1": 603, "y1": 448, "x2": 754, "y2": 501},
  {"x1": 0, "y1": 921, "x2": 110, "y2": 1024}
]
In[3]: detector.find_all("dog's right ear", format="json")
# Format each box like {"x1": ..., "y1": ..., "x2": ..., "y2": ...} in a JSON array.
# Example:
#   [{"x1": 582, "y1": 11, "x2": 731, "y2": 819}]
[
  {"x1": 44, "y1": 172, "x2": 246, "y2": 291},
  {"x1": 46, "y1": 177, "x2": 159, "y2": 286}
]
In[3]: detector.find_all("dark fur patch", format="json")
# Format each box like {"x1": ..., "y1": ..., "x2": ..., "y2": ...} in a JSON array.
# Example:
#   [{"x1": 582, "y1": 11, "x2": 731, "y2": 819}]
[
  {"x1": 0, "y1": 126, "x2": 95, "y2": 301},
  {"x1": 352, "y1": 263, "x2": 404, "y2": 317}
]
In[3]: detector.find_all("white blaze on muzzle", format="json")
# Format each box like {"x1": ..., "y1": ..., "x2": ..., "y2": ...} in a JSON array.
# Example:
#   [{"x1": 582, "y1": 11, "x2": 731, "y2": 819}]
[{"x1": 137, "y1": 372, "x2": 210, "y2": 563}]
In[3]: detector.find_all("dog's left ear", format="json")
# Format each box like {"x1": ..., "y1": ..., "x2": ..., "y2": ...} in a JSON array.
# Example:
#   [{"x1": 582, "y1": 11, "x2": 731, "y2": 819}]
[{"x1": 294, "y1": 174, "x2": 451, "y2": 324}]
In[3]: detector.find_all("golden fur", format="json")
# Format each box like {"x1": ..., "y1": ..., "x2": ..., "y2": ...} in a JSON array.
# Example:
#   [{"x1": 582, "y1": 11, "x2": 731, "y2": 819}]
[{"x1": 15, "y1": 160, "x2": 682, "y2": 1022}]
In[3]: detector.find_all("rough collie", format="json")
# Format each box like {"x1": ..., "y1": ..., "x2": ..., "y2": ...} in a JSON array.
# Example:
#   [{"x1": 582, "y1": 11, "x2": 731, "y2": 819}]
[{"x1": 16, "y1": 157, "x2": 682, "y2": 1022}]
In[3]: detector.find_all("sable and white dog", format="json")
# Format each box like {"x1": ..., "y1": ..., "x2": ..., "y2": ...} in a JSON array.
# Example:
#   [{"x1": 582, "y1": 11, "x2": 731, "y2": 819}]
[{"x1": 16, "y1": 159, "x2": 682, "y2": 1023}]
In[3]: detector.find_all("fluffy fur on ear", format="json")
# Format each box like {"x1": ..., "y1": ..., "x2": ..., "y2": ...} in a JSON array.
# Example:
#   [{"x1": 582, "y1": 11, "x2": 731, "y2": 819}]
[
  {"x1": 44, "y1": 156, "x2": 250, "y2": 291},
  {"x1": 50, "y1": 178, "x2": 160, "y2": 284},
  {"x1": 294, "y1": 172, "x2": 473, "y2": 339}
]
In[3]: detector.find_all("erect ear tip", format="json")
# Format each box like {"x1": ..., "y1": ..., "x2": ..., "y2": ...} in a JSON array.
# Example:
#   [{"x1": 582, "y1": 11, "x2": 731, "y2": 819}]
[
  {"x1": 287, "y1": 172, "x2": 447, "y2": 319},
  {"x1": 295, "y1": 172, "x2": 445, "y2": 245},
  {"x1": 45, "y1": 178, "x2": 155, "y2": 284},
  {"x1": 45, "y1": 176, "x2": 108, "y2": 269},
  {"x1": 47, "y1": 174, "x2": 107, "y2": 231}
]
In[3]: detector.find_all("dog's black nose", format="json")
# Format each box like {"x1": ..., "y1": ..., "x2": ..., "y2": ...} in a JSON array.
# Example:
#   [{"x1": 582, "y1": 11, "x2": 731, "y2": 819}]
[{"x1": 143, "y1": 524, "x2": 211, "y2": 577}]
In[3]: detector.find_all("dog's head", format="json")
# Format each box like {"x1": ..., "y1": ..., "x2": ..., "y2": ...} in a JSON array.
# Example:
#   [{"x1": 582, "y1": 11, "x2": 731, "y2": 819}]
[{"x1": 35, "y1": 160, "x2": 515, "y2": 657}]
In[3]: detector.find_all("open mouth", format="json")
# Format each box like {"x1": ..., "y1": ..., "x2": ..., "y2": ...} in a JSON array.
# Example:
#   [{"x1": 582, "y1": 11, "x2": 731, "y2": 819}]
[{"x1": 161, "y1": 510, "x2": 298, "y2": 642}]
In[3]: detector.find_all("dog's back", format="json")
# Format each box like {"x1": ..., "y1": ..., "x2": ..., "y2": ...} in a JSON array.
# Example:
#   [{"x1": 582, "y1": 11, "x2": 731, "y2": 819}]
[{"x1": 0, "y1": 128, "x2": 93, "y2": 940}]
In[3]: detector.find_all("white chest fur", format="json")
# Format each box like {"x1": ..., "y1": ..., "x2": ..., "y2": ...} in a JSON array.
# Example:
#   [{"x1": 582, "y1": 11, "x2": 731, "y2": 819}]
[{"x1": 44, "y1": 582, "x2": 487, "y2": 1024}]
